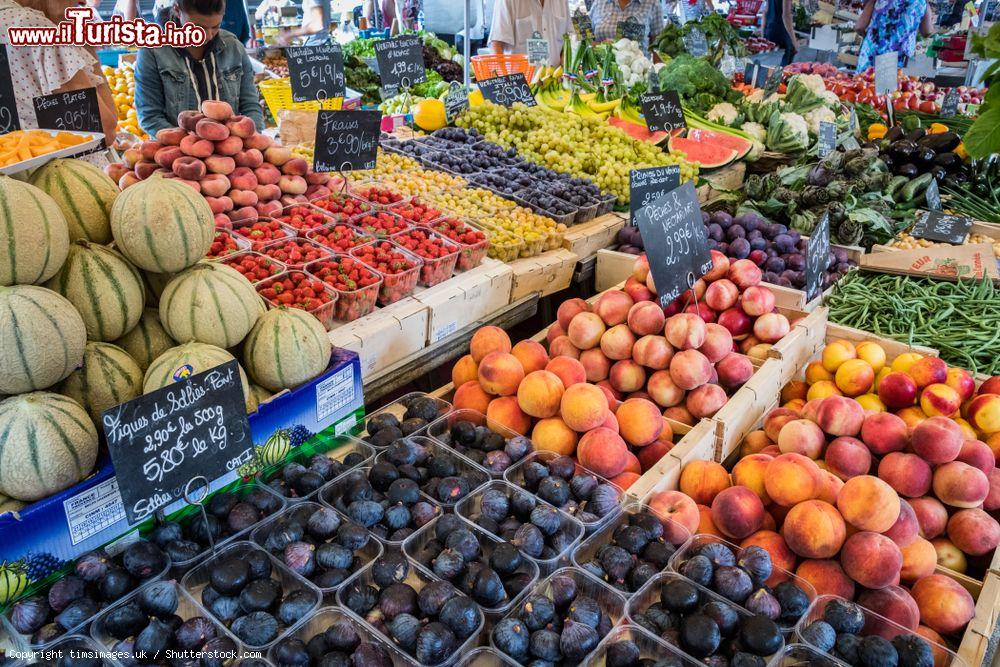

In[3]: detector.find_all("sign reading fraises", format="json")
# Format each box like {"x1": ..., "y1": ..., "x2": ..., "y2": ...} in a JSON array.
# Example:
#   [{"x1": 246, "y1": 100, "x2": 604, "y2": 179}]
[{"x1": 312, "y1": 109, "x2": 381, "y2": 172}]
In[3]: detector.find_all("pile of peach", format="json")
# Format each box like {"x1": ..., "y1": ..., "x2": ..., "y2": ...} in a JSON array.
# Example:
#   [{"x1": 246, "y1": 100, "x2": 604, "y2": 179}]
[{"x1": 107, "y1": 100, "x2": 334, "y2": 228}]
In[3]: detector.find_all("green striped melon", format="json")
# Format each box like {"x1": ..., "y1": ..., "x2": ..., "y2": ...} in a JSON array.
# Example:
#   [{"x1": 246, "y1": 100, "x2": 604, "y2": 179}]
[
  {"x1": 160, "y1": 261, "x2": 264, "y2": 349},
  {"x1": 0, "y1": 286, "x2": 86, "y2": 395},
  {"x1": 45, "y1": 240, "x2": 145, "y2": 342},
  {"x1": 258, "y1": 430, "x2": 290, "y2": 468},
  {"x1": 142, "y1": 270, "x2": 174, "y2": 307},
  {"x1": 0, "y1": 561, "x2": 27, "y2": 604},
  {"x1": 0, "y1": 176, "x2": 70, "y2": 286},
  {"x1": 58, "y1": 342, "x2": 143, "y2": 425},
  {"x1": 0, "y1": 392, "x2": 98, "y2": 501},
  {"x1": 243, "y1": 307, "x2": 332, "y2": 392},
  {"x1": 28, "y1": 159, "x2": 118, "y2": 244},
  {"x1": 145, "y1": 342, "x2": 254, "y2": 413},
  {"x1": 250, "y1": 384, "x2": 273, "y2": 406},
  {"x1": 113, "y1": 308, "x2": 177, "y2": 372},
  {"x1": 110, "y1": 173, "x2": 214, "y2": 273}
]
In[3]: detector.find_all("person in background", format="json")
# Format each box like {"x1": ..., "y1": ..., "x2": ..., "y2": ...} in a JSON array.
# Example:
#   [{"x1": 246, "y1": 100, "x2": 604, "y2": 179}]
[
  {"x1": 589, "y1": 0, "x2": 663, "y2": 53},
  {"x1": 112, "y1": 0, "x2": 139, "y2": 19},
  {"x1": 362, "y1": 0, "x2": 394, "y2": 29},
  {"x1": 856, "y1": 0, "x2": 934, "y2": 71},
  {"x1": 222, "y1": 0, "x2": 251, "y2": 43},
  {"x1": 762, "y1": 0, "x2": 797, "y2": 65},
  {"x1": 0, "y1": 0, "x2": 118, "y2": 142},
  {"x1": 134, "y1": 0, "x2": 264, "y2": 134},
  {"x1": 490, "y1": 0, "x2": 569, "y2": 66},
  {"x1": 276, "y1": 0, "x2": 331, "y2": 43}
]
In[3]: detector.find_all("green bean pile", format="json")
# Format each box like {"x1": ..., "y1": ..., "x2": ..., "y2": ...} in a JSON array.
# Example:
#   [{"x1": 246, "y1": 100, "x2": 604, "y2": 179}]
[{"x1": 827, "y1": 271, "x2": 1000, "y2": 375}]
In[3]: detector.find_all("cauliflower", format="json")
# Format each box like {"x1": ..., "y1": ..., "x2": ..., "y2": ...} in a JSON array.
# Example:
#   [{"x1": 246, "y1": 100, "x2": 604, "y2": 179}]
[
  {"x1": 707, "y1": 102, "x2": 740, "y2": 126},
  {"x1": 804, "y1": 107, "x2": 837, "y2": 136},
  {"x1": 795, "y1": 73, "x2": 827, "y2": 95},
  {"x1": 766, "y1": 112, "x2": 810, "y2": 152},
  {"x1": 745, "y1": 89, "x2": 765, "y2": 104},
  {"x1": 742, "y1": 121, "x2": 767, "y2": 143},
  {"x1": 746, "y1": 140, "x2": 765, "y2": 161},
  {"x1": 820, "y1": 89, "x2": 841, "y2": 107}
]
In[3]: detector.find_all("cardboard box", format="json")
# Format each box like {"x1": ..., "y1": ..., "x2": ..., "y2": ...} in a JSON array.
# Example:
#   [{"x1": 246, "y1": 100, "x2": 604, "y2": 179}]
[
  {"x1": 508, "y1": 249, "x2": 578, "y2": 300},
  {"x1": 414, "y1": 259, "x2": 513, "y2": 344},
  {"x1": 0, "y1": 350, "x2": 364, "y2": 578},
  {"x1": 861, "y1": 242, "x2": 1000, "y2": 281},
  {"x1": 328, "y1": 297, "x2": 429, "y2": 379}
]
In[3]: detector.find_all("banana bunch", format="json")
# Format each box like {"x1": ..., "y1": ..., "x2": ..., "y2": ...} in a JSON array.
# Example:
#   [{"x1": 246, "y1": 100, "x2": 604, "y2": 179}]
[{"x1": 531, "y1": 65, "x2": 571, "y2": 111}]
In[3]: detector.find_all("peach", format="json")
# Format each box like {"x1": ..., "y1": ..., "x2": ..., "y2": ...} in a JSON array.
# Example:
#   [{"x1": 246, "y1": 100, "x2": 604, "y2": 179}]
[
  {"x1": 765, "y1": 453, "x2": 822, "y2": 506},
  {"x1": 679, "y1": 460, "x2": 731, "y2": 506},
  {"x1": 560, "y1": 383, "x2": 610, "y2": 431},
  {"x1": 908, "y1": 356, "x2": 948, "y2": 389},
  {"x1": 777, "y1": 419, "x2": 826, "y2": 459},
  {"x1": 205, "y1": 155, "x2": 235, "y2": 175},
  {"x1": 968, "y1": 393, "x2": 1000, "y2": 434},
  {"x1": 572, "y1": 348, "x2": 608, "y2": 383},
  {"x1": 815, "y1": 395, "x2": 865, "y2": 436},
  {"x1": 546, "y1": 322, "x2": 565, "y2": 346},
  {"x1": 697, "y1": 505, "x2": 724, "y2": 537},
  {"x1": 817, "y1": 471, "x2": 845, "y2": 505},
  {"x1": 153, "y1": 145, "x2": 183, "y2": 170},
  {"x1": 855, "y1": 393, "x2": 885, "y2": 413},
  {"x1": 503, "y1": 340, "x2": 545, "y2": 376},
  {"x1": 807, "y1": 380, "x2": 842, "y2": 401},
  {"x1": 244, "y1": 133, "x2": 272, "y2": 151},
  {"x1": 911, "y1": 574, "x2": 976, "y2": 635},
  {"x1": 624, "y1": 276, "x2": 654, "y2": 303},
  {"x1": 532, "y1": 417, "x2": 577, "y2": 457},
  {"x1": 592, "y1": 290, "x2": 634, "y2": 327},
  {"x1": 933, "y1": 461, "x2": 990, "y2": 509},
  {"x1": 780, "y1": 381, "x2": 808, "y2": 405},
  {"x1": 279, "y1": 175, "x2": 308, "y2": 195},
  {"x1": 225, "y1": 115, "x2": 255, "y2": 138},
  {"x1": 200, "y1": 100, "x2": 233, "y2": 121},
  {"x1": 860, "y1": 411, "x2": 908, "y2": 455},
  {"x1": 451, "y1": 355, "x2": 478, "y2": 387},
  {"x1": 156, "y1": 127, "x2": 186, "y2": 146},
  {"x1": 837, "y1": 475, "x2": 900, "y2": 532},
  {"x1": 545, "y1": 357, "x2": 586, "y2": 389},
  {"x1": 664, "y1": 313, "x2": 706, "y2": 350},
  {"x1": 626, "y1": 301, "x2": 665, "y2": 336},
  {"x1": 947, "y1": 508, "x2": 1000, "y2": 556},
  {"x1": 740, "y1": 531, "x2": 797, "y2": 585},
  {"x1": 899, "y1": 537, "x2": 938, "y2": 582},
  {"x1": 105, "y1": 162, "x2": 131, "y2": 183},
  {"x1": 638, "y1": 437, "x2": 673, "y2": 472},
  {"x1": 858, "y1": 586, "x2": 920, "y2": 632},
  {"x1": 213, "y1": 134, "x2": 243, "y2": 157},
  {"x1": 782, "y1": 500, "x2": 846, "y2": 559},
  {"x1": 631, "y1": 255, "x2": 650, "y2": 283},
  {"x1": 577, "y1": 427, "x2": 628, "y2": 478},
  {"x1": 806, "y1": 361, "x2": 835, "y2": 384},
  {"x1": 470, "y1": 326, "x2": 511, "y2": 363},
  {"x1": 200, "y1": 174, "x2": 230, "y2": 197},
  {"x1": 644, "y1": 370, "x2": 682, "y2": 408},
  {"x1": 686, "y1": 384, "x2": 728, "y2": 419},
  {"x1": 668, "y1": 349, "x2": 713, "y2": 391},
  {"x1": 566, "y1": 312, "x2": 605, "y2": 350},
  {"x1": 600, "y1": 409, "x2": 620, "y2": 432},
  {"x1": 764, "y1": 408, "x2": 800, "y2": 442},
  {"x1": 171, "y1": 155, "x2": 206, "y2": 181},
  {"x1": 943, "y1": 367, "x2": 976, "y2": 402},
  {"x1": 825, "y1": 436, "x2": 872, "y2": 480},
  {"x1": 740, "y1": 285, "x2": 775, "y2": 317},
  {"x1": 920, "y1": 383, "x2": 962, "y2": 418},
  {"x1": 179, "y1": 134, "x2": 213, "y2": 158},
  {"x1": 133, "y1": 161, "x2": 158, "y2": 179},
  {"x1": 700, "y1": 249, "x2": 729, "y2": 282},
  {"x1": 956, "y1": 439, "x2": 993, "y2": 475},
  {"x1": 822, "y1": 340, "x2": 857, "y2": 373},
  {"x1": 228, "y1": 166, "x2": 257, "y2": 191},
  {"x1": 741, "y1": 431, "x2": 774, "y2": 457},
  {"x1": 696, "y1": 324, "x2": 732, "y2": 364},
  {"x1": 835, "y1": 358, "x2": 875, "y2": 397},
  {"x1": 548, "y1": 336, "x2": 581, "y2": 360},
  {"x1": 752, "y1": 312, "x2": 790, "y2": 344},
  {"x1": 785, "y1": 398, "x2": 807, "y2": 412},
  {"x1": 254, "y1": 184, "x2": 281, "y2": 202},
  {"x1": 205, "y1": 196, "x2": 233, "y2": 214},
  {"x1": 841, "y1": 531, "x2": 903, "y2": 589},
  {"x1": 254, "y1": 164, "x2": 281, "y2": 185},
  {"x1": 609, "y1": 360, "x2": 646, "y2": 394},
  {"x1": 263, "y1": 145, "x2": 292, "y2": 166},
  {"x1": 704, "y1": 279, "x2": 740, "y2": 312},
  {"x1": 892, "y1": 352, "x2": 925, "y2": 373},
  {"x1": 617, "y1": 398, "x2": 663, "y2": 447},
  {"x1": 717, "y1": 307, "x2": 752, "y2": 338},
  {"x1": 600, "y1": 324, "x2": 635, "y2": 361},
  {"x1": 731, "y1": 454, "x2": 772, "y2": 503},
  {"x1": 281, "y1": 157, "x2": 308, "y2": 176},
  {"x1": 485, "y1": 396, "x2": 530, "y2": 435},
  {"x1": 908, "y1": 497, "x2": 949, "y2": 540},
  {"x1": 228, "y1": 189, "x2": 258, "y2": 208},
  {"x1": 454, "y1": 380, "x2": 492, "y2": 414},
  {"x1": 878, "y1": 452, "x2": 932, "y2": 498},
  {"x1": 715, "y1": 353, "x2": 753, "y2": 390},
  {"x1": 234, "y1": 149, "x2": 264, "y2": 169},
  {"x1": 514, "y1": 370, "x2": 562, "y2": 418},
  {"x1": 711, "y1": 486, "x2": 765, "y2": 540},
  {"x1": 877, "y1": 372, "x2": 919, "y2": 409},
  {"x1": 632, "y1": 335, "x2": 674, "y2": 370},
  {"x1": 912, "y1": 416, "x2": 963, "y2": 464},
  {"x1": 664, "y1": 406, "x2": 696, "y2": 426},
  {"x1": 256, "y1": 200, "x2": 282, "y2": 218},
  {"x1": 622, "y1": 451, "x2": 642, "y2": 476},
  {"x1": 932, "y1": 537, "x2": 968, "y2": 573},
  {"x1": 122, "y1": 147, "x2": 141, "y2": 169},
  {"x1": 855, "y1": 341, "x2": 887, "y2": 373},
  {"x1": 727, "y1": 258, "x2": 762, "y2": 289},
  {"x1": 229, "y1": 206, "x2": 257, "y2": 223},
  {"x1": 556, "y1": 298, "x2": 590, "y2": 331},
  {"x1": 177, "y1": 110, "x2": 203, "y2": 131},
  {"x1": 796, "y1": 560, "x2": 855, "y2": 599},
  {"x1": 610, "y1": 472, "x2": 640, "y2": 490},
  {"x1": 985, "y1": 468, "x2": 1000, "y2": 512},
  {"x1": 647, "y1": 490, "x2": 700, "y2": 544}
]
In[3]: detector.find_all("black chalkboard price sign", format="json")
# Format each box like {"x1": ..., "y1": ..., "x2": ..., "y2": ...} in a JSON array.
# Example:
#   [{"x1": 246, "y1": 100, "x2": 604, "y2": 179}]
[
  {"x1": 444, "y1": 82, "x2": 469, "y2": 122},
  {"x1": 818, "y1": 121, "x2": 837, "y2": 157},
  {"x1": 33, "y1": 87, "x2": 102, "y2": 134},
  {"x1": 940, "y1": 88, "x2": 959, "y2": 118},
  {"x1": 312, "y1": 109, "x2": 381, "y2": 172},
  {"x1": 629, "y1": 165, "x2": 680, "y2": 223},
  {"x1": 633, "y1": 180, "x2": 712, "y2": 307},
  {"x1": 806, "y1": 212, "x2": 831, "y2": 299},
  {"x1": 763, "y1": 67, "x2": 782, "y2": 96},
  {"x1": 640, "y1": 90, "x2": 685, "y2": 133},
  {"x1": 101, "y1": 360, "x2": 253, "y2": 524},
  {"x1": 0, "y1": 45, "x2": 20, "y2": 134},
  {"x1": 374, "y1": 34, "x2": 426, "y2": 96},
  {"x1": 287, "y1": 44, "x2": 345, "y2": 102},
  {"x1": 478, "y1": 73, "x2": 537, "y2": 107},
  {"x1": 572, "y1": 10, "x2": 595, "y2": 39},
  {"x1": 911, "y1": 210, "x2": 972, "y2": 245},
  {"x1": 617, "y1": 16, "x2": 645, "y2": 42}
]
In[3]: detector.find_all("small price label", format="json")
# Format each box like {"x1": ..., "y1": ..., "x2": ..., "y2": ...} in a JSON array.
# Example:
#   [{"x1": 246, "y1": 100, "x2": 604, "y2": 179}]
[
  {"x1": 616, "y1": 16, "x2": 645, "y2": 43},
  {"x1": 572, "y1": 9, "x2": 594, "y2": 39},
  {"x1": 633, "y1": 180, "x2": 712, "y2": 307},
  {"x1": 763, "y1": 67, "x2": 783, "y2": 96},
  {"x1": 33, "y1": 88, "x2": 101, "y2": 134},
  {"x1": 924, "y1": 178, "x2": 942, "y2": 211},
  {"x1": 818, "y1": 121, "x2": 837, "y2": 157},
  {"x1": 629, "y1": 165, "x2": 681, "y2": 223},
  {"x1": 374, "y1": 34, "x2": 426, "y2": 96},
  {"x1": 806, "y1": 212, "x2": 831, "y2": 299},
  {"x1": 526, "y1": 31, "x2": 549, "y2": 66},
  {"x1": 312, "y1": 109, "x2": 381, "y2": 173},
  {"x1": 640, "y1": 90, "x2": 685, "y2": 133},
  {"x1": 911, "y1": 210, "x2": 972, "y2": 245},
  {"x1": 842, "y1": 135, "x2": 861, "y2": 150},
  {"x1": 743, "y1": 62, "x2": 758, "y2": 86},
  {"x1": 874, "y1": 51, "x2": 898, "y2": 95},
  {"x1": 940, "y1": 89, "x2": 959, "y2": 118},
  {"x1": 444, "y1": 82, "x2": 469, "y2": 122},
  {"x1": 685, "y1": 28, "x2": 708, "y2": 56},
  {"x1": 478, "y1": 73, "x2": 537, "y2": 107},
  {"x1": 0, "y1": 45, "x2": 20, "y2": 134},
  {"x1": 287, "y1": 44, "x2": 345, "y2": 102}
]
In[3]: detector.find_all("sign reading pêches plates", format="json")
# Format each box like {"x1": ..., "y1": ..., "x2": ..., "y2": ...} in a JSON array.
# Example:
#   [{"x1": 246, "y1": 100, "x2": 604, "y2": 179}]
[{"x1": 33, "y1": 88, "x2": 101, "y2": 134}]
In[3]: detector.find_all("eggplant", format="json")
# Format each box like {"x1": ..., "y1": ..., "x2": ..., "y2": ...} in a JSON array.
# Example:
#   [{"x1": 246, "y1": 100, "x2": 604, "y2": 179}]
[
  {"x1": 891, "y1": 140, "x2": 919, "y2": 161},
  {"x1": 886, "y1": 126, "x2": 905, "y2": 142},
  {"x1": 882, "y1": 154, "x2": 895, "y2": 171},
  {"x1": 944, "y1": 172, "x2": 969, "y2": 186},
  {"x1": 930, "y1": 166, "x2": 948, "y2": 182},
  {"x1": 905, "y1": 128, "x2": 927, "y2": 142},
  {"x1": 916, "y1": 147, "x2": 937, "y2": 167},
  {"x1": 897, "y1": 163, "x2": 919, "y2": 179},
  {"x1": 933, "y1": 152, "x2": 962, "y2": 172},
  {"x1": 918, "y1": 132, "x2": 961, "y2": 153}
]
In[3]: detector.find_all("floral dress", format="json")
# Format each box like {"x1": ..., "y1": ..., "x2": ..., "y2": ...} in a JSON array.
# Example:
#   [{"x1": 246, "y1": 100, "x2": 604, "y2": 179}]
[{"x1": 857, "y1": 0, "x2": 928, "y2": 71}]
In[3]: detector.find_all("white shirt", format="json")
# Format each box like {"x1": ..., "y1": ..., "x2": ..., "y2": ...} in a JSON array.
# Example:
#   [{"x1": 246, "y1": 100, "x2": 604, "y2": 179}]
[{"x1": 490, "y1": 0, "x2": 570, "y2": 66}]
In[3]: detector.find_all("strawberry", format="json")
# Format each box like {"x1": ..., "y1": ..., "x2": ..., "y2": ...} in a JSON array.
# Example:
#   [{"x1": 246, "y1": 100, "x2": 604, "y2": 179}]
[
  {"x1": 260, "y1": 239, "x2": 331, "y2": 268},
  {"x1": 276, "y1": 205, "x2": 337, "y2": 232},
  {"x1": 307, "y1": 224, "x2": 373, "y2": 252},
  {"x1": 312, "y1": 195, "x2": 373, "y2": 218},
  {"x1": 353, "y1": 185, "x2": 405, "y2": 207},
  {"x1": 390, "y1": 197, "x2": 443, "y2": 225},
  {"x1": 235, "y1": 220, "x2": 289, "y2": 249},
  {"x1": 206, "y1": 230, "x2": 241, "y2": 259},
  {"x1": 221, "y1": 252, "x2": 285, "y2": 283},
  {"x1": 351, "y1": 211, "x2": 410, "y2": 238}
]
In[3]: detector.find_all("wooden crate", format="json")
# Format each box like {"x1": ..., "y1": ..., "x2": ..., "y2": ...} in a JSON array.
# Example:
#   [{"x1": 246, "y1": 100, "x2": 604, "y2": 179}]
[
  {"x1": 595, "y1": 248, "x2": 639, "y2": 291},
  {"x1": 413, "y1": 259, "x2": 513, "y2": 344},
  {"x1": 508, "y1": 249, "x2": 579, "y2": 301},
  {"x1": 957, "y1": 571, "x2": 1000, "y2": 666},
  {"x1": 871, "y1": 220, "x2": 1000, "y2": 257},
  {"x1": 561, "y1": 213, "x2": 626, "y2": 260}
]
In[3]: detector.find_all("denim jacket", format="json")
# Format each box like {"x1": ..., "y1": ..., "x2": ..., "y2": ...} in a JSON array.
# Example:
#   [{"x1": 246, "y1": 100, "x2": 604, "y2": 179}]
[{"x1": 135, "y1": 30, "x2": 264, "y2": 136}]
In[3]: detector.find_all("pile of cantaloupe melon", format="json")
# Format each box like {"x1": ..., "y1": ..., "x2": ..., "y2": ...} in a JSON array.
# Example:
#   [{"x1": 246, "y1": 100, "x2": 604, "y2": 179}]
[{"x1": 0, "y1": 157, "x2": 333, "y2": 506}]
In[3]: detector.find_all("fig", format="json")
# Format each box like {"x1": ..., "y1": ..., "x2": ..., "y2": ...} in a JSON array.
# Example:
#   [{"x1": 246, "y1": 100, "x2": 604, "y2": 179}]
[
  {"x1": 10, "y1": 595, "x2": 49, "y2": 634},
  {"x1": 174, "y1": 615, "x2": 217, "y2": 650},
  {"x1": 371, "y1": 552, "x2": 409, "y2": 588},
  {"x1": 377, "y1": 583, "x2": 418, "y2": 620},
  {"x1": 122, "y1": 541, "x2": 168, "y2": 579},
  {"x1": 388, "y1": 612, "x2": 420, "y2": 651},
  {"x1": 283, "y1": 542, "x2": 317, "y2": 578},
  {"x1": 74, "y1": 551, "x2": 110, "y2": 582},
  {"x1": 103, "y1": 601, "x2": 147, "y2": 640},
  {"x1": 438, "y1": 595, "x2": 479, "y2": 639},
  {"x1": 561, "y1": 619, "x2": 599, "y2": 660},
  {"x1": 48, "y1": 576, "x2": 85, "y2": 613},
  {"x1": 239, "y1": 578, "x2": 281, "y2": 613},
  {"x1": 415, "y1": 621, "x2": 457, "y2": 664},
  {"x1": 277, "y1": 589, "x2": 316, "y2": 626},
  {"x1": 306, "y1": 507, "x2": 341, "y2": 540},
  {"x1": 134, "y1": 617, "x2": 172, "y2": 654},
  {"x1": 98, "y1": 567, "x2": 134, "y2": 602},
  {"x1": 210, "y1": 558, "x2": 250, "y2": 596},
  {"x1": 231, "y1": 610, "x2": 278, "y2": 646}
]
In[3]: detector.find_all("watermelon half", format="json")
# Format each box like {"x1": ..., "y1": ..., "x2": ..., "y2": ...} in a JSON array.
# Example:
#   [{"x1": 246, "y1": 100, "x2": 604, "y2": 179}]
[
  {"x1": 687, "y1": 128, "x2": 753, "y2": 161},
  {"x1": 667, "y1": 136, "x2": 739, "y2": 169},
  {"x1": 608, "y1": 117, "x2": 670, "y2": 145}
]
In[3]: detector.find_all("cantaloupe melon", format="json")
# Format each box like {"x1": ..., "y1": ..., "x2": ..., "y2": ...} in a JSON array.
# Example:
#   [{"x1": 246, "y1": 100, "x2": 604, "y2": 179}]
[
  {"x1": 110, "y1": 173, "x2": 214, "y2": 273},
  {"x1": 113, "y1": 308, "x2": 176, "y2": 372},
  {"x1": 160, "y1": 261, "x2": 264, "y2": 349},
  {"x1": 142, "y1": 270, "x2": 174, "y2": 307},
  {"x1": 0, "y1": 176, "x2": 70, "y2": 286},
  {"x1": 0, "y1": 286, "x2": 86, "y2": 395},
  {"x1": 45, "y1": 240, "x2": 145, "y2": 342},
  {"x1": 58, "y1": 342, "x2": 143, "y2": 425},
  {"x1": 249, "y1": 384, "x2": 273, "y2": 406},
  {"x1": 243, "y1": 307, "x2": 332, "y2": 392},
  {"x1": 145, "y1": 342, "x2": 254, "y2": 413},
  {"x1": 0, "y1": 392, "x2": 98, "y2": 501},
  {"x1": 29, "y1": 159, "x2": 118, "y2": 244}
]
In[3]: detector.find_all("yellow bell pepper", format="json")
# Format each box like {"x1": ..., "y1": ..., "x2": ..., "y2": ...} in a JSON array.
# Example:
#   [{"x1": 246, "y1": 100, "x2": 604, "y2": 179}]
[
  {"x1": 867, "y1": 123, "x2": 888, "y2": 141},
  {"x1": 955, "y1": 142, "x2": 968, "y2": 160},
  {"x1": 927, "y1": 122, "x2": 949, "y2": 134}
]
